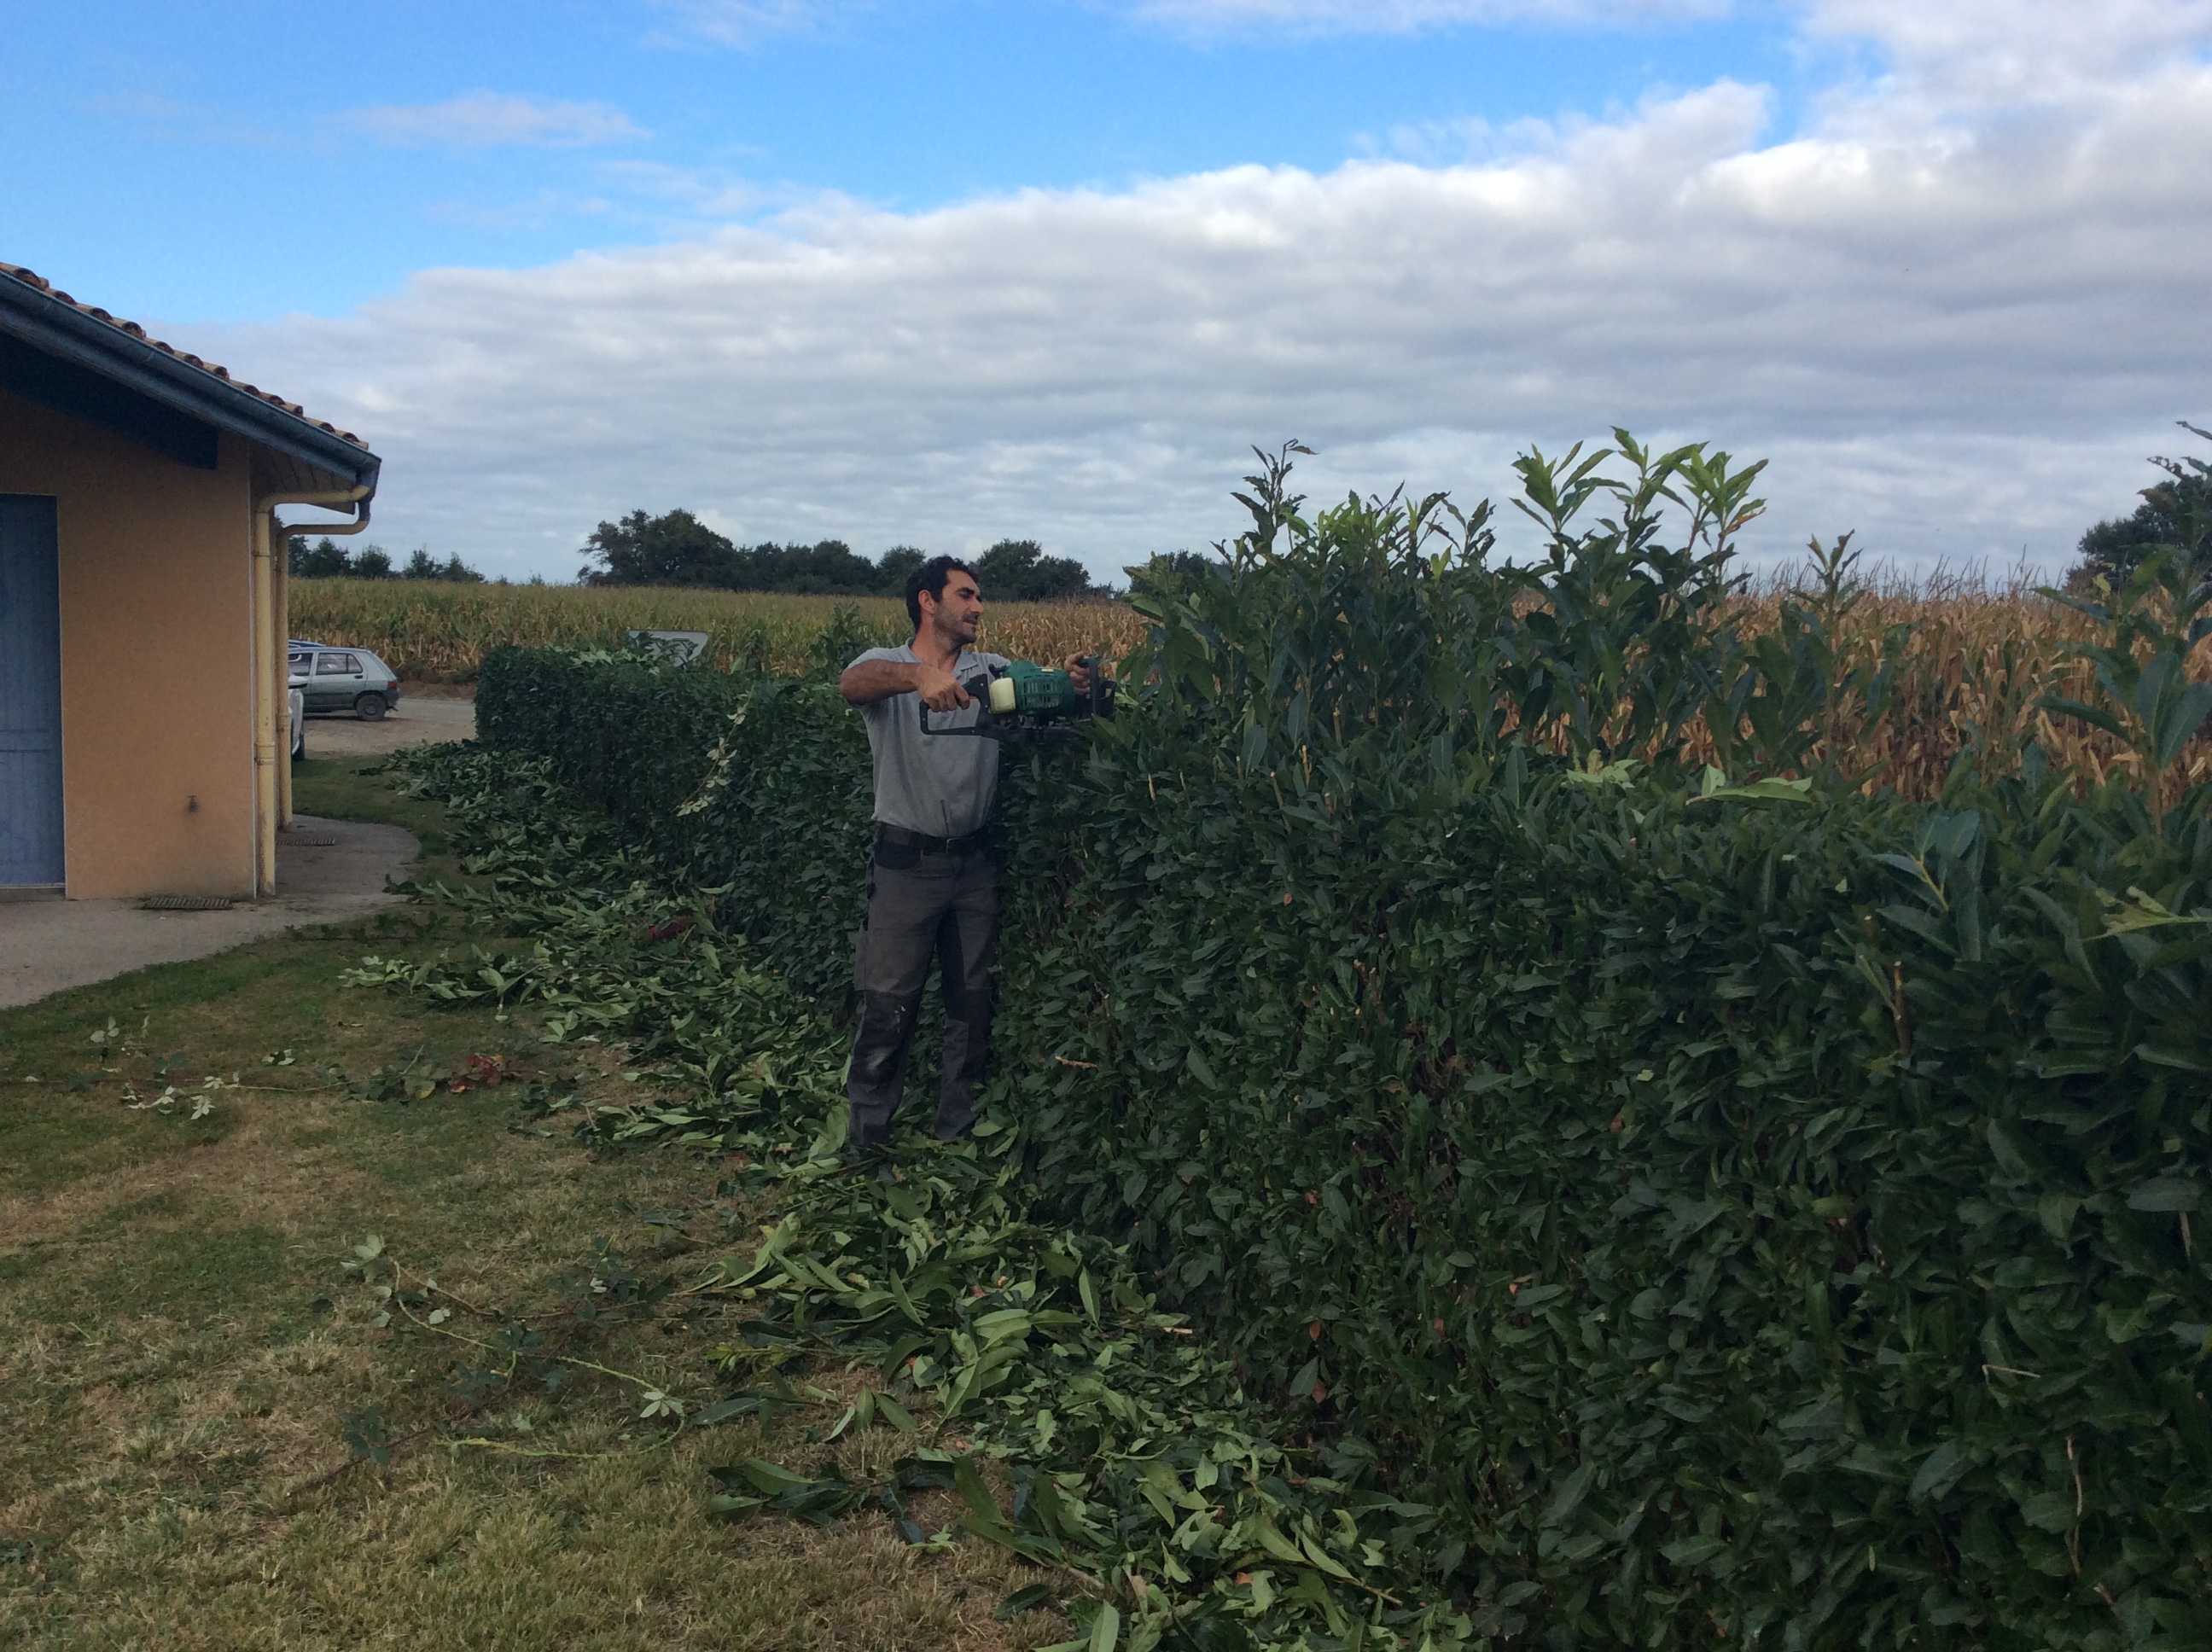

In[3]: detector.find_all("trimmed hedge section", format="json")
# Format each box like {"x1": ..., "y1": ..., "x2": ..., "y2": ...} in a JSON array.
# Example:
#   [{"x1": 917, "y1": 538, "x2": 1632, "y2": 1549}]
[{"x1": 475, "y1": 502, "x2": 2212, "y2": 1646}]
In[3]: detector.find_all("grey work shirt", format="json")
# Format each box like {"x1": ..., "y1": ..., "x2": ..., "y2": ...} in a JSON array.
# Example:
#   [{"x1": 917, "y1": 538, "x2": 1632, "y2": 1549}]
[{"x1": 849, "y1": 644, "x2": 1009, "y2": 838}]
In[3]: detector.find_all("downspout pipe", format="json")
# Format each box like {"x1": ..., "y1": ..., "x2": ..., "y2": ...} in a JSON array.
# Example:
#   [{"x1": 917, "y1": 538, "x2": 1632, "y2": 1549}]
[
  {"x1": 271, "y1": 492, "x2": 374, "y2": 540},
  {"x1": 271, "y1": 494, "x2": 375, "y2": 833},
  {"x1": 251, "y1": 487, "x2": 371, "y2": 895}
]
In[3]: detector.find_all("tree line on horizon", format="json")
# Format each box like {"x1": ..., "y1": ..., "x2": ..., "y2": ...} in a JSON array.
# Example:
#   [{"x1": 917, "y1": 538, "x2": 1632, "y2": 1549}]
[
  {"x1": 290, "y1": 425, "x2": 2207, "y2": 597},
  {"x1": 575, "y1": 508, "x2": 1105, "y2": 602},
  {"x1": 288, "y1": 537, "x2": 486, "y2": 583}
]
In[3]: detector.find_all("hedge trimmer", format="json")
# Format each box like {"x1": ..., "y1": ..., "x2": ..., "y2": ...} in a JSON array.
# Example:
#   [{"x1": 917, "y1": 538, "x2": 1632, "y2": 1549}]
[{"x1": 917, "y1": 656, "x2": 1115, "y2": 745}]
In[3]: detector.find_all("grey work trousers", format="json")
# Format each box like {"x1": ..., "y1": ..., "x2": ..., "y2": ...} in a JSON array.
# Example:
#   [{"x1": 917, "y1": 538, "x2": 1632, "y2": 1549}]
[{"x1": 846, "y1": 841, "x2": 1000, "y2": 1147}]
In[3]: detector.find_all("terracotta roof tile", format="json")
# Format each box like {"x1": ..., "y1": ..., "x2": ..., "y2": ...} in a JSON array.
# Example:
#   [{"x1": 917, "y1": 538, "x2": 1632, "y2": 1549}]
[{"x1": 0, "y1": 260, "x2": 367, "y2": 449}]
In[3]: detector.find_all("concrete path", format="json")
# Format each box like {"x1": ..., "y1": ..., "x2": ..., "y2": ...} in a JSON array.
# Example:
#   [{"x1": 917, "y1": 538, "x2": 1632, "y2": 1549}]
[
  {"x1": 303, "y1": 690, "x2": 474, "y2": 760},
  {"x1": 0, "y1": 814, "x2": 420, "y2": 1010}
]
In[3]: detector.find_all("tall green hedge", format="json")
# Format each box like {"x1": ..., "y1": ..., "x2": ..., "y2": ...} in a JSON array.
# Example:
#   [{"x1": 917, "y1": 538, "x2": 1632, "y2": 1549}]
[{"x1": 476, "y1": 451, "x2": 2212, "y2": 1646}]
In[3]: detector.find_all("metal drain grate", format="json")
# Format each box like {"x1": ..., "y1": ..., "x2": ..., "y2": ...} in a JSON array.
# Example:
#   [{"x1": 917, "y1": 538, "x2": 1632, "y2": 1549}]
[
  {"x1": 282, "y1": 835, "x2": 341, "y2": 847},
  {"x1": 141, "y1": 894, "x2": 234, "y2": 911}
]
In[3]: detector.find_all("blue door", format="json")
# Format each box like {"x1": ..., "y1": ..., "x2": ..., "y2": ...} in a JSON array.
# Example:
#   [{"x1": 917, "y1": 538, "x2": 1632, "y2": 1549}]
[{"x1": 0, "y1": 495, "x2": 64, "y2": 887}]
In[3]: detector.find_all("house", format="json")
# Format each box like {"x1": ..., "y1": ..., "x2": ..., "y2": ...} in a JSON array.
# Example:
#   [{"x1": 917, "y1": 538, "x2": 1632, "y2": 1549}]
[{"x1": 0, "y1": 262, "x2": 381, "y2": 900}]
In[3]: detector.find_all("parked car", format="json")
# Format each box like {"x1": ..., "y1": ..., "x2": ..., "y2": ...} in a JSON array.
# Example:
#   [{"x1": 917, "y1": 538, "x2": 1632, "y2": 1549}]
[
  {"x1": 289, "y1": 686, "x2": 305, "y2": 760},
  {"x1": 289, "y1": 645, "x2": 402, "y2": 719}
]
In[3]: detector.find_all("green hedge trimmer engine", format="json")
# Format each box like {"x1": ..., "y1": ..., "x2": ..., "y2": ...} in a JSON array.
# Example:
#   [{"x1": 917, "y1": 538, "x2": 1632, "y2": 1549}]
[{"x1": 917, "y1": 656, "x2": 1115, "y2": 745}]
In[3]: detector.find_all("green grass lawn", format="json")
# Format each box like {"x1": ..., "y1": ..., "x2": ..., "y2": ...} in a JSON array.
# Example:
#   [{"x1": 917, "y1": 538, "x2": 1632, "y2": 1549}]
[
  {"x1": 293, "y1": 753, "x2": 460, "y2": 864},
  {"x1": 0, "y1": 761, "x2": 1063, "y2": 1650}
]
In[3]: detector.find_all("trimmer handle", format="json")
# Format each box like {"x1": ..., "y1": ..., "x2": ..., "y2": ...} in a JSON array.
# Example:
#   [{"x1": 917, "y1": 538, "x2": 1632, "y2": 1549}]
[
  {"x1": 1079, "y1": 654, "x2": 1115, "y2": 721},
  {"x1": 916, "y1": 670, "x2": 997, "y2": 736}
]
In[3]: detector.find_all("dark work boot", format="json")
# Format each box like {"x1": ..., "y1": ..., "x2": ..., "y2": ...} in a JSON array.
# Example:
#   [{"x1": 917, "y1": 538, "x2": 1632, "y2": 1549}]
[{"x1": 839, "y1": 1141, "x2": 893, "y2": 1178}]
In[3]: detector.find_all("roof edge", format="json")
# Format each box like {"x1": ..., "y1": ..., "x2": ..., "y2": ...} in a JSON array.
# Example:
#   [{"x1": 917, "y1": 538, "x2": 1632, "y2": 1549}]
[{"x1": 0, "y1": 265, "x2": 379, "y2": 492}]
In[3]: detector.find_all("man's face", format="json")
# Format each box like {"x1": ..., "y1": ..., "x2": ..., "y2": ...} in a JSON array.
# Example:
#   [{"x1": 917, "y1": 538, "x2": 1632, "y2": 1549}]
[{"x1": 923, "y1": 572, "x2": 983, "y2": 648}]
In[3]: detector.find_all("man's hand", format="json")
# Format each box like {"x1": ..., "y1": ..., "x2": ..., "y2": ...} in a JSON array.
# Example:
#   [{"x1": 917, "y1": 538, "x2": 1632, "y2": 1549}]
[
  {"x1": 916, "y1": 665, "x2": 971, "y2": 712},
  {"x1": 1062, "y1": 654, "x2": 1093, "y2": 696}
]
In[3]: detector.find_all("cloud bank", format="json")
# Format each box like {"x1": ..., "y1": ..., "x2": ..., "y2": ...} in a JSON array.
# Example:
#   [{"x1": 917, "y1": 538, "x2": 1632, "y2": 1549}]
[{"x1": 201, "y1": 3, "x2": 2212, "y2": 580}]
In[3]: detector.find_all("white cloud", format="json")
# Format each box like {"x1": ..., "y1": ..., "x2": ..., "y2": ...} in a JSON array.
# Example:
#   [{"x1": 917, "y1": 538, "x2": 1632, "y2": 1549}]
[
  {"x1": 1130, "y1": 0, "x2": 1730, "y2": 33},
  {"x1": 649, "y1": 0, "x2": 1732, "y2": 49},
  {"x1": 190, "y1": 8, "x2": 2212, "y2": 583},
  {"x1": 646, "y1": 0, "x2": 842, "y2": 48},
  {"x1": 334, "y1": 92, "x2": 648, "y2": 150},
  {"x1": 1138, "y1": 0, "x2": 2212, "y2": 63},
  {"x1": 595, "y1": 160, "x2": 766, "y2": 217},
  {"x1": 1805, "y1": 0, "x2": 2212, "y2": 106},
  {"x1": 85, "y1": 91, "x2": 282, "y2": 148}
]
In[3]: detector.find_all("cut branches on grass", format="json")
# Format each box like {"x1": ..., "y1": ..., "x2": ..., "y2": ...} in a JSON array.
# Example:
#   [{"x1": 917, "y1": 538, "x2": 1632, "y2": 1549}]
[
  {"x1": 0, "y1": 772, "x2": 1068, "y2": 1651},
  {"x1": 373, "y1": 739, "x2": 1470, "y2": 1649}
]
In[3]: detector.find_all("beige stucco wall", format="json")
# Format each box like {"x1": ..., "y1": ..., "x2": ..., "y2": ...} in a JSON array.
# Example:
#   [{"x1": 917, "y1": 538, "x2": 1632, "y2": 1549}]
[{"x1": 0, "y1": 385, "x2": 258, "y2": 899}]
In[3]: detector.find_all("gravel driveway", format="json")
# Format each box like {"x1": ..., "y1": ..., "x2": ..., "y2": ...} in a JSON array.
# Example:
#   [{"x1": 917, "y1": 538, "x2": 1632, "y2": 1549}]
[{"x1": 302, "y1": 690, "x2": 475, "y2": 759}]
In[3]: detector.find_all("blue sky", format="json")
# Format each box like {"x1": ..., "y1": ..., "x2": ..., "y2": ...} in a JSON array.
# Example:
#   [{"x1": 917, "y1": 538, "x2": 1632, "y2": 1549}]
[
  {"x1": 5, "y1": 2, "x2": 2210, "y2": 580},
  {"x1": 9, "y1": 0, "x2": 1819, "y2": 323}
]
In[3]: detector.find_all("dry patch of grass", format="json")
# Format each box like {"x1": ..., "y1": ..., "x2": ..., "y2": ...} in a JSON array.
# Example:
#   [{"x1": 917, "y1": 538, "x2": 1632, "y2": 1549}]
[{"x1": 0, "y1": 788, "x2": 1068, "y2": 1649}]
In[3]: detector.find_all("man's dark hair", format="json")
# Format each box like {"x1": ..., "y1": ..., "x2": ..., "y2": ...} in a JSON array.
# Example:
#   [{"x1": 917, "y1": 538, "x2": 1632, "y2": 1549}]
[{"x1": 905, "y1": 556, "x2": 976, "y2": 630}]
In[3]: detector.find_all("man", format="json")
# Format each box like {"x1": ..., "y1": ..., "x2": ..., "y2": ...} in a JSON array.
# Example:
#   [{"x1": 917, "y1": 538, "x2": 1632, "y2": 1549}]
[{"x1": 839, "y1": 556, "x2": 1089, "y2": 1150}]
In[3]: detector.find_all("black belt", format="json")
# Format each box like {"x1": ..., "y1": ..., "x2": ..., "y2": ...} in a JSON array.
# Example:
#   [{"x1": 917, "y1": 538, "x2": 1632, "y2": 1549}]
[{"x1": 875, "y1": 823, "x2": 987, "y2": 856}]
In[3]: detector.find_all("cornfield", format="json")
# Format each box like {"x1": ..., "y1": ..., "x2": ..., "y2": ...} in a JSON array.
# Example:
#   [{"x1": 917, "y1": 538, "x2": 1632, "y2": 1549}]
[
  {"x1": 295, "y1": 567, "x2": 2210, "y2": 807},
  {"x1": 1692, "y1": 566, "x2": 2212, "y2": 807},
  {"x1": 288, "y1": 579, "x2": 1143, "y2": 684}
]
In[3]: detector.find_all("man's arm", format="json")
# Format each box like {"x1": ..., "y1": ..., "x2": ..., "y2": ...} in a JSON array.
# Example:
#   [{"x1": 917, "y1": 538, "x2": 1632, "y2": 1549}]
[{"x1": 840, "y1": 656, "x2": 971, "y2": 711}]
